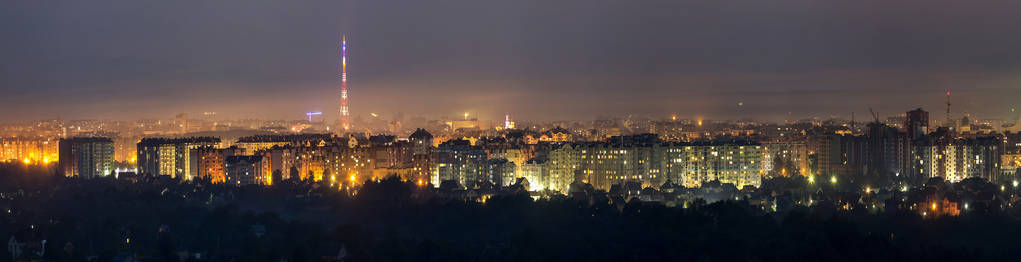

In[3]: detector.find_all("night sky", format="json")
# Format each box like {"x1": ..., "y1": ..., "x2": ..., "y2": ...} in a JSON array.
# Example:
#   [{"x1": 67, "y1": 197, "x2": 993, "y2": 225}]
[{"x1": 2, "y1": 0, "x2": 1020, "y2": 123}]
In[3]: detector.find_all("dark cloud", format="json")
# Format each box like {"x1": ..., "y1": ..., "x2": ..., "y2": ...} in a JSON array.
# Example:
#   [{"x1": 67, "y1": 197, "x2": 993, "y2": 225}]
[{"x1": 2, "y1": 0, "x2": 1020, "y2": 123}]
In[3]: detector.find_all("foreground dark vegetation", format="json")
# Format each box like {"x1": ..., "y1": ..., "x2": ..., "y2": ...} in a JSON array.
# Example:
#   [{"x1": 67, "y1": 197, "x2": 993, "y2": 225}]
[{"x1": 1, "y1": 164, "x2": 1020, "y2": 261}]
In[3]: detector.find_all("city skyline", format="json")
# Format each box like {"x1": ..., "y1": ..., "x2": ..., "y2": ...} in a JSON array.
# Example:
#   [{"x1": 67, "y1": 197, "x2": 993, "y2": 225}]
[
  {"x1": 3, "y1": 0, "x2": 1021, "y2": 123},
  {"x1": 5, "y1": 2, "x2": 1021, "y2": 260}
]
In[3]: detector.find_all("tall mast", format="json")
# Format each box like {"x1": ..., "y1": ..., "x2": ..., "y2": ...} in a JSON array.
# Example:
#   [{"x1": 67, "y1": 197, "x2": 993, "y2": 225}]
[
  {"x1": 945, "y1": 90, "x2": 951, "y2": 128},
  {"x1": 340, "y1": 35, "x2": 350, "y2": 132}
]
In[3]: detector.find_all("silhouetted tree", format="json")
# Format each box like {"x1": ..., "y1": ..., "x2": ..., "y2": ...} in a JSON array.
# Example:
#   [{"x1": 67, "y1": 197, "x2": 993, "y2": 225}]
[
  {"x1": 272, "y1": 170, "x2": 283, "y2": 185},
  {"x1": 289, "y1": 166, "x2": 300, "y2": 181}
]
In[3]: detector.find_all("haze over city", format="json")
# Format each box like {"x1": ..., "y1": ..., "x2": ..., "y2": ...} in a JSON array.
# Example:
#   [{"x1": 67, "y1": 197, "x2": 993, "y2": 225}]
[
  {"x1": 5, "y1": 1, "x2": 1021, "y2": 261},
  {"x1": 3, "y1": 0, "x2": 1021, "y2": 123}
]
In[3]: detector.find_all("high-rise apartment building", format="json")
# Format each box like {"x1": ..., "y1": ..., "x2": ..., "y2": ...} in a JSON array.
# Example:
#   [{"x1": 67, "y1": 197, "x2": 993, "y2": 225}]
[
  {"x1": 59, "y1": 137, "x2": 114, "y2": 178},
  {"x1": 906, "y1": 108, "x2": 929, "y2": 140},
  {"x1": 136, "y1": 137, "x2": 220, "y2": 179}
]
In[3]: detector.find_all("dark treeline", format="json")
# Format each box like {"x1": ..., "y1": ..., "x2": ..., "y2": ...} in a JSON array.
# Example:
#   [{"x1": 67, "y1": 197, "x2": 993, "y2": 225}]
[{"x1": 1, "y1": 164, "x2": 1020, "y2": 261}]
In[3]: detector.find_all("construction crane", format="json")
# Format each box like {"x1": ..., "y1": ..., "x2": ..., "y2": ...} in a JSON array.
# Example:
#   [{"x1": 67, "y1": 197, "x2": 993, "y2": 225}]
[{"x1": 868, "y1": 107, "x2": 880, "y2": 124}]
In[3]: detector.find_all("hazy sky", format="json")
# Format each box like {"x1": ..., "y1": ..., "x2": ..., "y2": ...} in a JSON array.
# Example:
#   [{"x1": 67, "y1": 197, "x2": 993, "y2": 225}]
[{"x1": 2, "y1": 0, "x2": 1020, "y2": 123}]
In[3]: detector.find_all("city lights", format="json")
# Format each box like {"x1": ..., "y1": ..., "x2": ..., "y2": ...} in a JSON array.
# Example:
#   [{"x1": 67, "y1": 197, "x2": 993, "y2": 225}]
[{"x1": 1, "y1": 2, "x2": 1020, "y2": 260}]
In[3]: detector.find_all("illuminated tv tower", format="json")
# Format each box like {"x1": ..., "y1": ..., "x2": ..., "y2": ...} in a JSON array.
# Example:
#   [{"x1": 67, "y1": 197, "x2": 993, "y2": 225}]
[{"x1": 340, "y1": 35, "x2": 350, "y2": 132}]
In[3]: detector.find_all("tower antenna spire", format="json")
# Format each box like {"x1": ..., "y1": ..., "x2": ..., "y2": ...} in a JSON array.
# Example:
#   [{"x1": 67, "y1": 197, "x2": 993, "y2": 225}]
[
  {"x1": 340, "y1": 34, "x2": 350, "y2": 132},
  {"x1": 945, "y1": 90, "x2": 951, "y2": 128}
]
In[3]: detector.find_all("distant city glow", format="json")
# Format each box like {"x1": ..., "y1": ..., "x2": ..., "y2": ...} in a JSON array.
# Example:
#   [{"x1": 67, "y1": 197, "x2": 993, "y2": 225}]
[{"x1": 1, "y1": 3, "x2": 1019, "y2": 260}]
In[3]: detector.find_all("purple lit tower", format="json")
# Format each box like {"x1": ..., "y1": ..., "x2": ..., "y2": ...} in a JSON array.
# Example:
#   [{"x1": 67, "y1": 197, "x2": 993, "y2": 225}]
[{"x1": 340, "y1": 35, "x2": 350, "y2": 132}]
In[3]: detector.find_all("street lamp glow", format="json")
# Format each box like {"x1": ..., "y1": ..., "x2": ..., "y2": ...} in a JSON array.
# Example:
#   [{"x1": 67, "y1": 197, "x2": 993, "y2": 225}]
[{"x1": 830, "y1": 176, "x2": 837, "y2": 184}]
